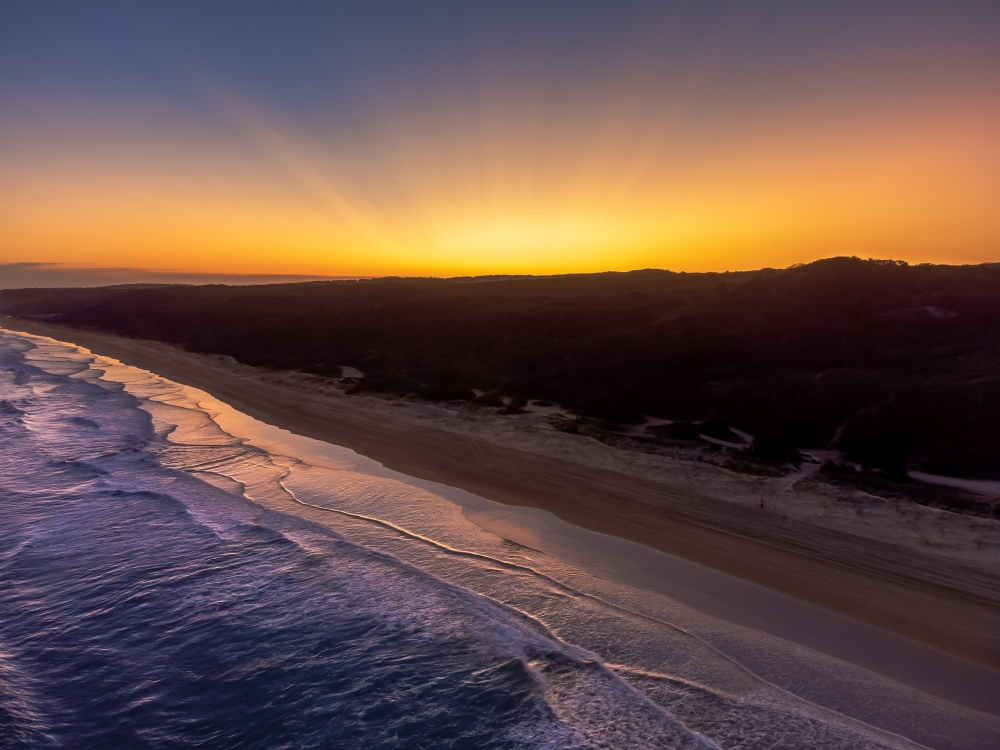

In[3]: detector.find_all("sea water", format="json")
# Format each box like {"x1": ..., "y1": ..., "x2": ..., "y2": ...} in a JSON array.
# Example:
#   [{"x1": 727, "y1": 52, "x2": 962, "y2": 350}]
[{"x1": 0, "y1": 329, "x2": 996, "y2": 749}]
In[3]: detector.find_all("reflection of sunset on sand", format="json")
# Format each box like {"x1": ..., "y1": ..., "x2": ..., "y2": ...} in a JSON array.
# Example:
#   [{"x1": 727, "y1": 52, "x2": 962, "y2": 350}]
[
  {"x1": 6, "y1": 322, "x2": 1000, "y2": 749},
  {"x1": 10, "y1": 321, "x2": 999, "y2": 678},
  {"x1": 4, "y1": 4, "x2": 1000, "y2": 747}
]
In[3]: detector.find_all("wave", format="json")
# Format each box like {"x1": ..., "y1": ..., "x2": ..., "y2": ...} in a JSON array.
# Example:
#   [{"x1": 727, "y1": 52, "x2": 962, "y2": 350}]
[{"x1": 1, "y1": 328, "x2": 996, "y2": 749}]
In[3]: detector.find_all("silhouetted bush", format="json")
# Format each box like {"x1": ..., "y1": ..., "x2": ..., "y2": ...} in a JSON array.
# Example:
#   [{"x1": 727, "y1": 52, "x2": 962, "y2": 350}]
[
  {"x1": 474, "y1": 393, "x2": 504, "y2": 407},
  {"x1": 345, "y1": 375, "x2": 418, "y2": 395},
  {"x1": 572, "y1": 405, "x2": 647, "y2": 424},
  {"x1": 698, "y1": 421, "x2": 740, "y2": 442},
  {"x1": 500, "y1": 396, "x2": 529, "y2": 414},
  {"x1": 418, "y1": 385, "x2": 477, "y2": 402},
  {"x1": 821, "y1": 460, "x2": 856, "y2": 474},
  {"x1": 839, "y1": 433, "x2": 914, "y2": 480},
  {"x1": 750, "y1": 436, "x2": 802, "y2": 466},
  {"x1": 646, "y1": 422, "x2": 701, "y2": 441}
]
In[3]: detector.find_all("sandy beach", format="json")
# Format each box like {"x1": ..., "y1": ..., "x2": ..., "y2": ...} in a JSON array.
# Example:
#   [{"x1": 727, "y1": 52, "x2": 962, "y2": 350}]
[{"x1": 6, "y1": 319, "x2": 999, "y2": 681}]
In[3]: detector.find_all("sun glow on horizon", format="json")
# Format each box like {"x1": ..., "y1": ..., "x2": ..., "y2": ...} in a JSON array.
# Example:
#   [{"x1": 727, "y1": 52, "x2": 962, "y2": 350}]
[
  {"x1": 3, "y1": 96, "x2": 997, "y2": 278},
  {"x1": 2, "y1": 4, "x2": 998, "y2": 278}
]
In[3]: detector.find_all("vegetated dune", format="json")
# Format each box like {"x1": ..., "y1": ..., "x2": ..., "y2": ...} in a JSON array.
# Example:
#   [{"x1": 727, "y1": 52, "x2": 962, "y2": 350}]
[{"x1": 3, "y1": 256, "x2": 1000, "y2": 479}]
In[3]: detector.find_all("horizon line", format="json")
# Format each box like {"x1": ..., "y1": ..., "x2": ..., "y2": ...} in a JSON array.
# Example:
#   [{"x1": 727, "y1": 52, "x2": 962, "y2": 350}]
[{"x1": 3, "y1": 256, "x2": 1000, "y2": 291}]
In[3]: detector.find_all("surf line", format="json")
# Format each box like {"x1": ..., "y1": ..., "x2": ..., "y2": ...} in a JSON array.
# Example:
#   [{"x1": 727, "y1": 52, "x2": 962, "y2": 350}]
[
  {"x1": 258, "y1": 469, "x2": 916, "y2": 742},
  {"x1": 54, "y1": 328, "x2": 927, "y2": 747}
]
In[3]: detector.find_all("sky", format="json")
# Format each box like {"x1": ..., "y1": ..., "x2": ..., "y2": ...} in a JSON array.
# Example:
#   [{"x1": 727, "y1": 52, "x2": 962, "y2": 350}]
[{"x1": 1, "y1": 1, "x2": 998, "y2": 284}]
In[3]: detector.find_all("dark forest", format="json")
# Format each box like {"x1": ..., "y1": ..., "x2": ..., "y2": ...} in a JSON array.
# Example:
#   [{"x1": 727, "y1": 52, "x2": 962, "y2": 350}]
[{"x1": 4, "y1": 257, "x2": 999, "y2": 479}]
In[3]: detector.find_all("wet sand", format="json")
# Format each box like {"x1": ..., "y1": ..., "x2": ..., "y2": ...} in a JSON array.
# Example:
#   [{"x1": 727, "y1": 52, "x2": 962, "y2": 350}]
[{"x1": 5, "y1": 319, "x2": 999, "y2": 678}]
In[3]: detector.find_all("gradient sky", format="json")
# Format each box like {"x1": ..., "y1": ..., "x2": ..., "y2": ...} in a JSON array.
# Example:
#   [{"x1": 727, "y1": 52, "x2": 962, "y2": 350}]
[{"x1": 1, "y1": 1, "x2": 998, "y2": 282}]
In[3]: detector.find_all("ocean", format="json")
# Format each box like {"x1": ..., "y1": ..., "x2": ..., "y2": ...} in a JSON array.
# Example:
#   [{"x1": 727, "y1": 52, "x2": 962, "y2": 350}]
[{"x1": 0, "y1": 329, "x2": 995, "y2": 749}]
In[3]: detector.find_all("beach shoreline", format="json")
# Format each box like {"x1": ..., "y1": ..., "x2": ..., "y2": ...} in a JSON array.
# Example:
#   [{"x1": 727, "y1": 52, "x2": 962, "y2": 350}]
[{"x1": 5, "y1": 318, "x2": 999, "y2": 674}]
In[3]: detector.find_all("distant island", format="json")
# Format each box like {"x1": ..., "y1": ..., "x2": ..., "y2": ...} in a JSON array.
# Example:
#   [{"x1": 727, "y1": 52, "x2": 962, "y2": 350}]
[{"x1": 3, "y1": 256, "x2": 998, "y2": 507}]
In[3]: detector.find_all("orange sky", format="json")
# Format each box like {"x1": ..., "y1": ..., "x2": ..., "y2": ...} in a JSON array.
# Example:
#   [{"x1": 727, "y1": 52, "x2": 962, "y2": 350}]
[{"x1": 2, "y1": 4, "x2": 999, "y2": 279}]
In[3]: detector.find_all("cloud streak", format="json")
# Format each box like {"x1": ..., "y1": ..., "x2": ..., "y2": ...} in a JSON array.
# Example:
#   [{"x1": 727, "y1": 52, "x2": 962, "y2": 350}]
[{"x1": 0, "y1": 263, "x2": 356, "y2": 290}]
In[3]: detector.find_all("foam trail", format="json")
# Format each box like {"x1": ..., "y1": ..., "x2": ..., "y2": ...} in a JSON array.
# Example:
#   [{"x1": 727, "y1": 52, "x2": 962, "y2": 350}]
[{"x1": 3, "y1": 327, "x2": 998, "y2": 749}]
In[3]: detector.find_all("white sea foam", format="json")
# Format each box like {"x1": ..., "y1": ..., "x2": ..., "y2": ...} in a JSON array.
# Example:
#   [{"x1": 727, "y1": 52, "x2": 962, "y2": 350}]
[{"x1": 5, "y1": 327, "x2": 999, "y2": 750}]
